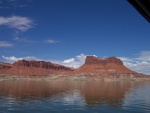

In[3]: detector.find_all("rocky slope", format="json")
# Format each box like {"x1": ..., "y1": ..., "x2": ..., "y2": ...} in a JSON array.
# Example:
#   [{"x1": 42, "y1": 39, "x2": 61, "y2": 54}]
[
  {"x1": 13, "y1": 60, "x2": 72, "y2": 71},
  {"x1": 0, "y1": 60, "x2": 73, "y2": 76},
  {"x1": 0, "y1": 56, "x2": 148, "y2": 78},
  {"x1": 0, "y1": 62, "x2": 12, "y2": 69},
  {"x1": 73, "y1": 56, "x2": 146, "y2": 78},
  {"x1": 75, "y1": 56, "x2": 135, "y2": 74}
]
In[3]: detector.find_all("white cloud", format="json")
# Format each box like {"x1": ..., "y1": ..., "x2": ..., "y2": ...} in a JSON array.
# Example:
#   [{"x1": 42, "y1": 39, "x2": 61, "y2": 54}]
[
  {"x1": 2, "y1": 56, "x2": 42, "y2": 63},
  {"x1": 117, "y1": 57, "x2": 132, "y2": 62},
  {"x1": 51, "y1": 54, "x2": 87, "y2": 68},
  {"x1": 76, "y1": 54, "x2": 87, "y2": 59},
  {"x1": 136, "y1": 51, "x2": 150, "y2": 61},
  {"x1": 0, "y1": 0, "x2": 33, "y2": 8},
  {"x1": 93, "y1": 55, "x2": 97, "y2": 57},
  {"x1": 61, "y1": 54, "x2": 86, "y2": 68},
  {"x1": 0, "y1": 41, "x2": 13, "y2": 47},
  {"x1": 0, "y1": 16, "x2": 33, "y2": 31},
  {"x1": 1, "y1": 54, "x2": 86, "y2": 68},
  {"x1": 63, "y1": 58, "x2": 75, "y2": 63},
  {"x1": 45, "y1": 39, "x2": 59, "y2": 44},
  {"x1": 118, "y1": 51, "x2": 150, "y2": 75},
  {"x1": 13, "y1": 37, "x2": 35, "y2": 43},
  {"x1": 2, "y1": 56, "x2": 22, "y2": 63}
]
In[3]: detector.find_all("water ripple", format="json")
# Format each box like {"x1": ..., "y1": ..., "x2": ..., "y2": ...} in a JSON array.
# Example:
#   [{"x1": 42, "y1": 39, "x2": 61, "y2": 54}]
[{"x1": 0, "y1": 80, "x2": 150, "y2": 113}]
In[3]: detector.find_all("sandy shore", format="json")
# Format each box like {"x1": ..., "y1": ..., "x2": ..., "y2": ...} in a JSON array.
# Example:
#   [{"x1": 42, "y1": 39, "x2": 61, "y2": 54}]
[{"x1": 0, "y1": 74, "x2": 150, "y2": 81}]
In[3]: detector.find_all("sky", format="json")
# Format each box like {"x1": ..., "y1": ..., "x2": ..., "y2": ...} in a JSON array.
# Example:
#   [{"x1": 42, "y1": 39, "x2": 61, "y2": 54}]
[{"x1": 0, "y1": 0, "x2": 150, "y2": 74}]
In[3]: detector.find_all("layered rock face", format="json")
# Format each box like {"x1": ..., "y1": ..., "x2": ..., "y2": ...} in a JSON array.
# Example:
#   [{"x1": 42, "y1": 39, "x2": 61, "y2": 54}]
[
  {"x1": 0, "y1": 62, "x2": 12, "y2": 70},
  {"x1": 85, "y1": 56, "x2": 123, "y2": 65},
  {"x1": 76, "y1": 56, "x2": 136, "y2": 75},
  {"x1": 0, "y1": 56, "x2": 147, "y2": 78},
  {"x1": 0, "y1": 60, "x2": 73, "y2": 76},
  {"x1": 13, "y1": 60, "x2": 72, "y2": 71}
]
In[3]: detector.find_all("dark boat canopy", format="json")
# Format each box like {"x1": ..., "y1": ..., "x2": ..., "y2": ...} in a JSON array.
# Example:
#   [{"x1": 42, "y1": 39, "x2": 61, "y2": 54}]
[{"x1": 128, "y1": 0, "x2": 150, "y2": 23}]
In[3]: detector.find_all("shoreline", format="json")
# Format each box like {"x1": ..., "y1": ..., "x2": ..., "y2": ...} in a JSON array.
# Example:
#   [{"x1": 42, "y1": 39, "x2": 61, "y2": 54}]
[{"x1": 0, "y1": 74, "x2": 150, "y2": 81}]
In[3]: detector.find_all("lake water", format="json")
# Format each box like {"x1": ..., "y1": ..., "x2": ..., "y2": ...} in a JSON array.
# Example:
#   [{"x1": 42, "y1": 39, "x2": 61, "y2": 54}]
[{"x1": 0, "y1": 79, "x2": 150, "y2": 113}]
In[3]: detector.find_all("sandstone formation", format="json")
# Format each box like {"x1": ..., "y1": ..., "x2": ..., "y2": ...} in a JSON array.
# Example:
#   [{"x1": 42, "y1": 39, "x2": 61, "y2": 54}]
[
  {"x1": 0, "y1": 62, "x2": 12, "y2": 70},
  {"x1": 75, "y1": 56, "x2": 135, "y2": 74},
  {"x1": 13, "y1": 60, "x2": 72, "y2": 71},
  {"x1": 74, "y1": 56, "x2": 146, "y2": 78},
  {"x1": 0, "y1": 56, "x2": 148, "y2": 78},
  {"x1": 0, "y1": 60, "x2": 73, "y2": 76}
]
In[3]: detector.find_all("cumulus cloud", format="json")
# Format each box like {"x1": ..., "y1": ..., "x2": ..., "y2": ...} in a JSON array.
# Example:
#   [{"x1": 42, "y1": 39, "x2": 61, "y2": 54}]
[
  {"x1": 0, "y1": 16, "x2": 33, "y2": 31},
  {"x1": 62, "y1": 54, "x2": 86, "y2": 68},
  {"x1": 1, "y1": 54, "x2": 86, "y2": 67},
  {"x1": 63, "y1": 58, "x2": 75, "y2": 63},
  {"x1": 118, "y1": 51, "x2": 150, "y2": 75},
  {"x1": 0, "y1": 41, "x2": 13, "y2": 47},
  {"x1": 45, "y1": 39, "x2": 59, "y2": 44},
  {"x1": 136, "y1": 51, "x2": 150, "y2": 61},
  {"x1": 2, "y1": 56, "x2": 42, "y2": 63},
  {"x1": 51, "y1": 54, "x2": 87, "y2": 68}
]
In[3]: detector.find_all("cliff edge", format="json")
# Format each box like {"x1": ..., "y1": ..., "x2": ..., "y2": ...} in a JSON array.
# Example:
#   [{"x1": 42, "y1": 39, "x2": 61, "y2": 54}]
[
  {"x1": 0, "y1": 56, "x2": 148, "y2": 78},
  {"x1": 74, "y1": 56, "x2": 144, "y2": 78}
]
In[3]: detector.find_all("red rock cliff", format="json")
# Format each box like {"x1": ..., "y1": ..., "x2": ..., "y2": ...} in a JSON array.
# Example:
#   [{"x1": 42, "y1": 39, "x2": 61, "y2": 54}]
[
  {"x1": 0, "y1": 60, "x2": 73, "y2": 76},
  {"x1": 0, "y1": 62, "x2": 12, "y2": 70},
  {"x1": 85, "y1": 56, "x2": 123, "y2": 65},
  {"x1": 13, "y1": 60, "x2": 73, "y2": 71},
  {"x1": 0, "y1": 56, "x2": 145, "y2": 77},
  {"x1": 76, "y1": 56, "x2": 136, "y2": 75}
]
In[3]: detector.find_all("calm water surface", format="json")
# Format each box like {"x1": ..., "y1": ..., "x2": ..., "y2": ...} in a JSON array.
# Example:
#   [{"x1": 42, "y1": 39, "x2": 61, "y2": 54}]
[{"x1": 0, "y1": 80, "x2": 150, "y2": 113}]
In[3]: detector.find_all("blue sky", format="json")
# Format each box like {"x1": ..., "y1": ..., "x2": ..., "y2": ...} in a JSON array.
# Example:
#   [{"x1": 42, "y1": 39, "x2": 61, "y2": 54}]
[{"x1": 0, "y1": 0, "x2": 150, "y2": 74}]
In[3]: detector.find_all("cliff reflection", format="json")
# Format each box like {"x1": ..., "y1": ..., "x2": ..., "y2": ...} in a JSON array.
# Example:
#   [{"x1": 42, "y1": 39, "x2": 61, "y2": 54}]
[
  {"x1": 0, "y1": 80, "x2": 73, "y2": 100},
  {"x1": 79, "y1": 81, "x2": 134, "y2": 107},
  {"x1": 0, "y1": 80, "x2": 140, "y2": 106}
]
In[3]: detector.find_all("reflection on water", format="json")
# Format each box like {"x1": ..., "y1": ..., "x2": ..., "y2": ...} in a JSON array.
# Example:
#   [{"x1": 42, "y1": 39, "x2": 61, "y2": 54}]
[
  {"x1": 0, "y1": 80, "x2": 150, "y2": 113},
  {"x1": 80, "y1": 81, "x2": 132, "y2": 107}
]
